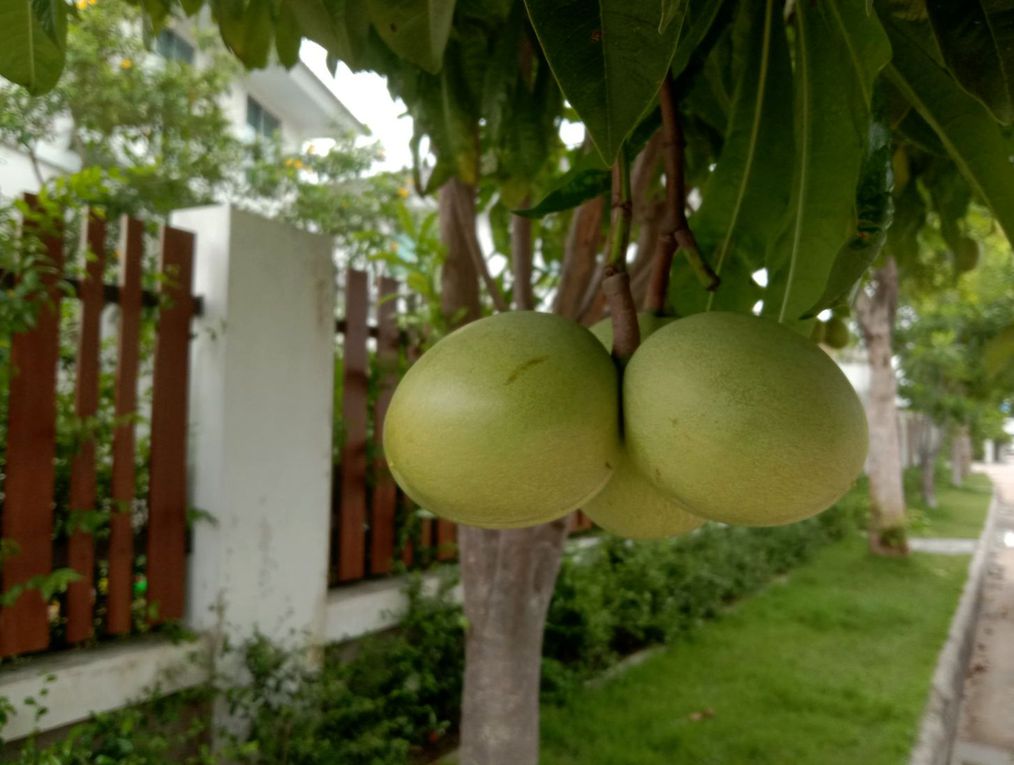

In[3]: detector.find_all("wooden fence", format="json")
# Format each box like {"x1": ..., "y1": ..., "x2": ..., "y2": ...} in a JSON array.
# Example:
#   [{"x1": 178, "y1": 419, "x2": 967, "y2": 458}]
[
  {"x1": 328, "y1": 269, "x2": 594, "y2": 587},
  {"x1": 0, "y1": 196, "x2": 196, "y2": 658}
]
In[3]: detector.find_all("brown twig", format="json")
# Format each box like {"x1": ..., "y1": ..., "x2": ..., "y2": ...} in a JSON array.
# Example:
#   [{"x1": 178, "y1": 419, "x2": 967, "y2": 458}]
[
  {"x1": 645, "y1": 74, "x2": 719, "y2": 315},
  {"x1": 604, "y1": 159, "x2": 640, "y2": 362},
  {"x1": 452, "y1": 187, "x2": 510, "y2": 312},
  {"x1": 512, "y1": 196, "x2": 534, "y2": 310}
]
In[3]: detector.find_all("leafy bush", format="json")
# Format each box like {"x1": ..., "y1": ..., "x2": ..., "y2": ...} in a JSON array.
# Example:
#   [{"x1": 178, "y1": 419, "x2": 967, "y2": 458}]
[{"x1": 2, "y1": 491, "x2": 861, "y2": 763}]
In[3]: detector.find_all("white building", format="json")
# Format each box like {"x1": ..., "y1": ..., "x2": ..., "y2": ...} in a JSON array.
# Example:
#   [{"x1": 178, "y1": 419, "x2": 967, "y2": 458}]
[{"x1": 0, "y1": 23, "x2": 363, "y2": 199}]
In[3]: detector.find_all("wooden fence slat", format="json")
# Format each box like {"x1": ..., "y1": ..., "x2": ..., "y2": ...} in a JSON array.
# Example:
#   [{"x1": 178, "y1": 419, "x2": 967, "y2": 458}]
[
  {"x1": 65, "y1": 212, "x2": 107, "y2": 644},
  {"x1": 106, "y1": 216, "x2": 144, "y2": 635},
  {"x1": 370, "y1": 277, "x2": 400, "y2": 575},
  {"x1": 0, "y1": 195, "x2": 64, "y2": 657},
  {"x1": 338, "y1": 269, "x2": 369, "y2": 582},
  {"x1": 435, "y1": 519, "x2": 457, "y2": 561},
  {"x1": 145, "y1": 226, "x2": 194, "y2": 624}
]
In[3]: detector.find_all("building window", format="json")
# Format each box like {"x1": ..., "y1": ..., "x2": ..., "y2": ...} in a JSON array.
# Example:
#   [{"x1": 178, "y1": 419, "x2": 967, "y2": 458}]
[
  {"x1": 247, "y1": 97, "x2": 281, "y2": 139},
  {"x1": 155, "y1": 29, "x2": 194, "y2": 64}
]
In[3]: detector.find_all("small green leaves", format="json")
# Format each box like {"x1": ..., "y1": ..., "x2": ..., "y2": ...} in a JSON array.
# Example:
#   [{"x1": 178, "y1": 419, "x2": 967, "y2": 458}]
[
  {"x1": 525, "y1": 0, "x2": 682, "y2": 164},
  {"x1": 926, "y1": 0, "x2": 1014, "y2": 124},
  {"x1": 0, "y1": 0, "x2": 68, "y2": 95},
  {"x1": 368, "y1": 0, "x2": 456, "y2": 74}
]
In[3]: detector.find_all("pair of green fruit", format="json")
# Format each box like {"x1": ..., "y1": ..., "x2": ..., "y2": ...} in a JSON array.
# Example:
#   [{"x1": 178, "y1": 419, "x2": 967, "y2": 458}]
[{"x1": 383, "y1": 310, "x2": 868, "y2": 539}]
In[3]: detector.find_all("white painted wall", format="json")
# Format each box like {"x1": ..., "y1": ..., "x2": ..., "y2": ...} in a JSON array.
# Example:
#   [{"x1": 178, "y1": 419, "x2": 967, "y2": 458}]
[{"x1": 173, "y1": 205, "x2": 335, "y2": 653}]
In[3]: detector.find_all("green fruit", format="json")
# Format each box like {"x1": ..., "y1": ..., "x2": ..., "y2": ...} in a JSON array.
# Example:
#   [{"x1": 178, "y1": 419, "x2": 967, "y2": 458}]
[
  {"x1": 384, "y1": 311, "x2": 620, "y2": 529},
  {"x1": 583, "y1": 451, "x2": 705, "y2": 539},
  {"x1": 823, "y1": 316, "x2": 850, "y2": 349},
  {"x1": 623, "y1": 312, "x2": 868, "y2": 526},
  {"x1": 809, "y1": 320, "x2": 826, "y2": 344},
  {"x1": 590, "y1": 312, "x2": 675, "y2": 350}
]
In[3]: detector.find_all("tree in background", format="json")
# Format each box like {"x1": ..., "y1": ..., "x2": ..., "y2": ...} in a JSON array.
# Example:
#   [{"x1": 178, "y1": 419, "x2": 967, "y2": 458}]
[{"x1": 899, "y1": 223, "x2": 1014, "y2": 500}]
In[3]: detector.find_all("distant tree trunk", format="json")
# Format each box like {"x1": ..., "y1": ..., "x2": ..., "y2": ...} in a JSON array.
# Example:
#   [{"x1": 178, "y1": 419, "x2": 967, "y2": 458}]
[
  {"x1": 917, "y1": 416, "x2": 939, "y2": 509},
  {"x1": 855, "y1": 257, "x2": 909, "y2": 556},
  {"x1": 441, "y1": 179, "x2": 570, "y2": 765},
  {"x1": 949, "y1": 423, "x2": 972, "y2": 487}
]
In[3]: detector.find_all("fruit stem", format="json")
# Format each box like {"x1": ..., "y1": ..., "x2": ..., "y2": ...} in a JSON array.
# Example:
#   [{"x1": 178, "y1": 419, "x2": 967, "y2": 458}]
[
  {"x1": 645, "y1": 73, "x2": 719, "y2": 317},
  {"x1": 604, "y1": 154, "x2": 640, "y2": 362},
  {"x1": 607, "y1": 158, "x2": 633, "y2": 271}
]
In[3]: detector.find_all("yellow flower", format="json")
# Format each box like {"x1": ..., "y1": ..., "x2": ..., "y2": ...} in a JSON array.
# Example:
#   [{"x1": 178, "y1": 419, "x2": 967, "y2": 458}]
[
  {"x1": 397, "y1": 187, "x2": 410, "y2": 199},
  {"x1": 120, "y1": 58, "x2": 133, "y2": 70},
  {"x1": 75, "y1": 0, "x2": 88, "y2": 9},
  {"x1": 284, "y1": 157, "x2": 304, "y2": 170}
]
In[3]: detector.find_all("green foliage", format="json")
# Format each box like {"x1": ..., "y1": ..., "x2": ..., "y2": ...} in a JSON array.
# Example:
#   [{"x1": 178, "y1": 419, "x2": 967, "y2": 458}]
[
  {"x1": 925, "y1": 0, "x2": 1014, "y2": 125},
  {"x1": 2, "y1": 494, "x2": 859, "y2": 763},
  {"x1": 883, "y1": 7, "x2": 1014, "y2": 247},
  {"x1": 763, "y1": 0, "x2": 890, "y2": 330},
  {"x1": 523, "y1": 0, "x2": 681, "y2": 163},
  {"x1": 686, "y1": 0, "x2": 792, "y2": 314},
  {"x1": 541, "y1": 498, "x2": 856, "y2": 699},
  {"x1": 0, "y1": 0, "x2": 67, "y2": 95},
  {"x1": 897, "y1": 237, "x2": 1014, "y2": 442}
]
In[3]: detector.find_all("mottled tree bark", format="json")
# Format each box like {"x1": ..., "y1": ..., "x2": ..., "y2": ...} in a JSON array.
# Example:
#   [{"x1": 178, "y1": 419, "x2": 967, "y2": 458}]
[
  {"x1": 917, "y1": 416, "x2": 939, "y2": 509},
  {"x1": 855, "y1": 257, "x2": 909, "y2": 556},
  {"x1": 950, "y1": 423, "x2": 972, "y2": 487},
  {"x1": 554, "y1": 196, "x2": 604, "y2": 321},
  {"x1": 439, "y1": 179, "x2": 482, "y2": 326},
  {"x1": 458, "y1": 522, "x2": 569, "y2": 765}
]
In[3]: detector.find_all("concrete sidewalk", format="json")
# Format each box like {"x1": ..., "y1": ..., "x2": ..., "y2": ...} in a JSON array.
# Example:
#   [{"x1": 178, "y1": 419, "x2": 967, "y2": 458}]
[{"x1": 951, "y1": 463, "x2": 1014, "y2": 765}]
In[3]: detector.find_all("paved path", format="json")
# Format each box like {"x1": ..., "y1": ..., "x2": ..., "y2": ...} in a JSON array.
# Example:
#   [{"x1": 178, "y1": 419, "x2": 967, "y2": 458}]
[{"x1": 951, "y1": 463, "x2": 1014, "y2": 765}]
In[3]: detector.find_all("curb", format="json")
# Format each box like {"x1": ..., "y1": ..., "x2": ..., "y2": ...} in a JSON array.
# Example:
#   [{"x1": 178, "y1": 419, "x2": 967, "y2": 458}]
[{"x1": 909, "y1": 489, "x2": 1001, "y2": 765}]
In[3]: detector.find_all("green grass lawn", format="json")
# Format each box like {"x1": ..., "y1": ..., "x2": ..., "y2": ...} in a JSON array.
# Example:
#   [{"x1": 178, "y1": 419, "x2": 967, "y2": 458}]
[
  {"x1": 539, "y1": 536, "x2": 971, "y2": 765},
  {"x1": 910, "y1": 472, "x2": 993, "y2": 539}
]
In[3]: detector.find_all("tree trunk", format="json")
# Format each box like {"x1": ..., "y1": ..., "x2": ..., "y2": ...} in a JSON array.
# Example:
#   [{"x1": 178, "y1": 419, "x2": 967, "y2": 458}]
[
  {"x1": 855, "y1": 257, "x2": 909, "y2": 556},
  {"x1": 949, "y1": 423, "x2": 972, "y2": 487},
  {"x1": 441, "y1": 178, "x2": 571, "y2": 765},
  {"x1": 458, "y1": 521, "x2": 569, "y2": 765},
  {"x1": 439, "y1": 179, "x2": 482, "y2": 326},
  {"x1": 917, "y1": 417, "x2": 939, "y2": 510}
]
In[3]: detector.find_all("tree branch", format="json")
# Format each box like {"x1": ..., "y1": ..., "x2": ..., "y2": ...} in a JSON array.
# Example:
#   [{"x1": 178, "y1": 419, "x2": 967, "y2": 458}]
[
  {"x1": 604, "y1": 158, "x2": 640, "y2": 362},
  {"x1": 451, "y1": 186, "x2": 510, "y2": 313},
  {"x1": 512, "y1": 196, "x2": 534, "y2": 310},
  {"x1": 645, "y1": 74, "x2": 718, "y2": 315}
]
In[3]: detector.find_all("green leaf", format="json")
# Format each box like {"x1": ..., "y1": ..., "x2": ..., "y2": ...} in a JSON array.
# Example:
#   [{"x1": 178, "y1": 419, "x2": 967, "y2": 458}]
[
  {"x1": 525, "y1": 0, "x2": 681, "y2": 163},
  {"x1": 984, "y1": 324, "x2": 1014, "y2": 379},
  {"x1": 514, "y1": 166, "x2": 610, "y2": 219},
  {"x1": 669, "y1": 0, "x2": 729, "y2": 79},
  {"x1": 764, "y1": 0, "x2": 891, "y2": 329},
  {"x1": 926, "y1": 0, "x2": 1014, "y2": 124},
  {"x1": 212, "y1": 0, "x2": 274, "y2": 68},
  {"x1": 0, "y1": 0, "x2": 68, "y2": 95},
  {"x1": 659, "y1": 0, "x2": 687, "y2": 33},
  {"x1": 802, "y1": 94, "x2": 895, "y2": 317},
  {"x1": 690, "y1": 0, "x2": 792, "y2": 311},
  {"x1": 274, "y1": 1, "x2": 302, "y2": 68},
  {"x1": 368, "y1": 0, "x2": 456, "y2": 74},
  {"x1": 290, "y1": 0, "x2": 371, "y2": 71},
  {"x1": 884, "y1": 13, "x2": 1014, "y2": 246}
]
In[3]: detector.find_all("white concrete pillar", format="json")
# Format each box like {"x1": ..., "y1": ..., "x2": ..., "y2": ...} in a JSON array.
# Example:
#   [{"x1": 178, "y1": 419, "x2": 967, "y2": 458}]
[
  {"x1": 172, "y1": 205, "x2": 335, "y2": 653},
  {"x1": 984, "y1": 440, "x2": 995, "y2": 464}
]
